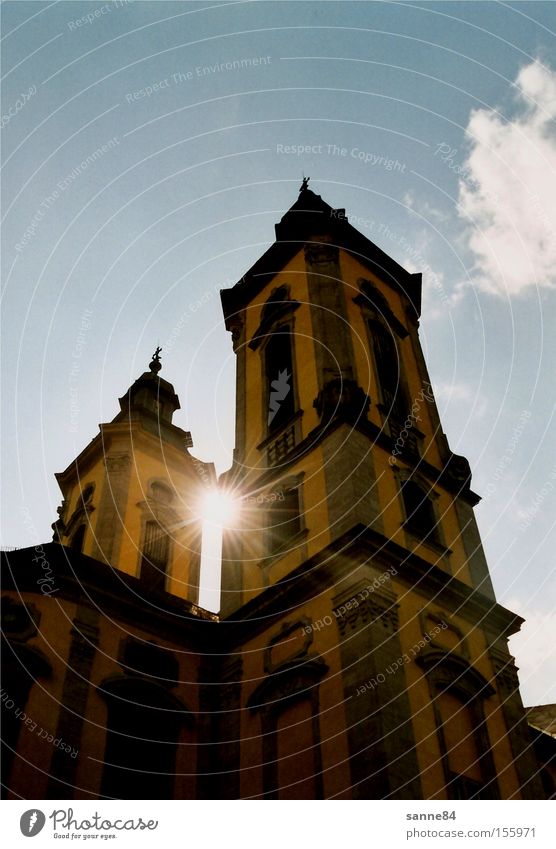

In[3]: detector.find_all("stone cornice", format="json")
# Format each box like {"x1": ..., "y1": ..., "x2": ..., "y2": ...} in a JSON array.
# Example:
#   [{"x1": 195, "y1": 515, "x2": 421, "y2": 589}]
[
  {"x1": 415, "y1": 647, "x2": 496, "y2": 700},
  {"x1": 220, "y1": 523, "x2": 523, "y2": 646},
  {"x1": 489, "y1": 645, "x2": 521, "y2": 693},
  {"x1": 55, "y1": 418, "x2": 198, "y2": 494},
  {"x1": 232, "y1": 415, "x2": 480, "y2": 507},
  {"x1": 3, "y1": 525, "x2": 520, "y2": 656}
]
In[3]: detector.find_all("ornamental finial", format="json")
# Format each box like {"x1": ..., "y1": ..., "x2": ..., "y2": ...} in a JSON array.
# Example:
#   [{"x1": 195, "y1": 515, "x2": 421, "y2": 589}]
[
  {"x1": 149, "y1": 346, "x2": 162, "y2": 374},
  {"x1": 299, "y1": 175, "x2": 310, "y2": 193}
]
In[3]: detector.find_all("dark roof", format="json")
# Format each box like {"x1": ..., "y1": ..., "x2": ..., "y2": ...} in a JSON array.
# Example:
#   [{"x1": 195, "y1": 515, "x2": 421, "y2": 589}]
[
  {"x1": 116, "y1": 369, "x2": 180, "y2": 421},
  {"x1": 220, "y1": 187, "x2": 422, "y2": 323},
  {"x1": 1, "y1": 544, "x2": 218, "y2": 636}
]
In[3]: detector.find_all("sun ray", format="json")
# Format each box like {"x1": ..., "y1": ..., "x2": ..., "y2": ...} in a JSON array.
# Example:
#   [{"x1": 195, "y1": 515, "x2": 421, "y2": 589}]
[{"x1": 199, "y1": 487, "x2": 239, "y2": 529}]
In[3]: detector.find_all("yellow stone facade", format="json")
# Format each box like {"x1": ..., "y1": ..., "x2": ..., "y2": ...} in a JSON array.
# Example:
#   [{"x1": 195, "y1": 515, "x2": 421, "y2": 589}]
[
  {"x1": 2, "y1": 187, "x2": 551, "y2": 800},
  {"x1": 53, "y1": 360, "x2": 211, "y2": 604}
]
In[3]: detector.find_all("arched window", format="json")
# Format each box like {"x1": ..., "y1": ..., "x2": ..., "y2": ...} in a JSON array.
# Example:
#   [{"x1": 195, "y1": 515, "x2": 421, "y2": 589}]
[
  {"x1": 98, "y1": 676, "x2": 190, "y2": 800},
  {"x1": 247, "y1": 655, "x2": 328, "y2": 799},
  {"x1": 265, "y1": 328, "x2": 295, "y2": 433},
  {"x1": 63, "y1": 483, "x2": 95, "y2": 549},
  {"x1": 1, "y1": 600, "x2": 51, "y2": 798},
  {"x1": 369, "y1": 320, "x2": 408, "y2": 423},
  {"x1": 401, "y1": 480, "x2": 439, "y2": 541},
  {"x1": 150, "y1": 481, "x2": 174, "y2": 505},
  {"x1": 416, "y1": 649, "x2": 498, "y2": 799}
]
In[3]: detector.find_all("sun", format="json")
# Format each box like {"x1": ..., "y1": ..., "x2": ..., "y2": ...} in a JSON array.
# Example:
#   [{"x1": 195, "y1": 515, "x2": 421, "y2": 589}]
[{"x1": 199, "y1": 488, "x2": 239, "y2": 529}]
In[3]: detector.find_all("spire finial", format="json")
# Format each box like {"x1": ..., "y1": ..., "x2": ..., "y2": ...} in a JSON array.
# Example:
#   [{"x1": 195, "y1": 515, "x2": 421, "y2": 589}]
[
  {"x1": 299, "y1": 175, "x2": 310, "y2": 193},
  {"x1": 149, "y1": 346, "x2": 162, "y2": 374}
]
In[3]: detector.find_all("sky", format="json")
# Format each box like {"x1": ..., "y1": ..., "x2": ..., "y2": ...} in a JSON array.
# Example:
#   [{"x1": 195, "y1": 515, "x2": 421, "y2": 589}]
[{"x1": 1, "y1": 1, "x2": 555, "y2": 706}]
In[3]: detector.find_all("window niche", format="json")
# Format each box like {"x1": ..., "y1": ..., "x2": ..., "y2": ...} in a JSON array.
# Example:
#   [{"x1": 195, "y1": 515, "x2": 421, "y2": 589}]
[
  {"x1": 354, "y1": 280, "x2": 420, "y2": 452},
  {"x1": 98, "y1": 639, "x2": 189, "y2": 800},
  {"x1": 63, "y1": 482, "x2": 95, "y2": 550},
  {"x1": 98, "y1": 675, "x2": 191, "y2": 800},
  {"x1": 1, "y1": 598, "x2": 52, "y2": 798},
  {"x1": 250, "y1": 287, "x2": 302, "y2": 455},
  {"x1": 139, "y1": 520, "x2": 170, "y2": 591},
  {"x1": 265, "y1": 479, "x2": 304, "y2": 558},
  {"x1": 247, "y1": 623, "x2": 328, "y2": 799},
  {"x1": 402, "y1": 480, "x2": 438, "y2": 540},
  {"x1": 416, "y1": 650, "x2": 498, "y2": 799},
  {"x1": 396, "y1": 473, "x2": 447, "y2": 552},
  {"x1": 370, "y1": 319, "x2": 409, "y2": 423},
  {"x1": 265, "y1": 327, "x2": 295, "y2": 434}
]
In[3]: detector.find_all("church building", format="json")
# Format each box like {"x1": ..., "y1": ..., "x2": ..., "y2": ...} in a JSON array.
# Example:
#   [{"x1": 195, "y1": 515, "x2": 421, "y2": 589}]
[{"x1": 2, "y1": 184, "x2": 552, "y2": 800}]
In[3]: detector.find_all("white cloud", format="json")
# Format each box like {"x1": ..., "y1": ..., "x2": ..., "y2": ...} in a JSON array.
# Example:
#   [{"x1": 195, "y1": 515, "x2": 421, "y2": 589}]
[
  {"x1": 458, "y1": 60, "x2": 556, "y2": 297},
  {"x1": 404, "y1": 191, "x2": 446, "y2": 223}
]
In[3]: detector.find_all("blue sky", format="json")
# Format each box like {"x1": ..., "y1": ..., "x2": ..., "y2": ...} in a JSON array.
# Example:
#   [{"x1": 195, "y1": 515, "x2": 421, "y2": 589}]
[{"x1": 1, "y1": 1, "x2": 555, "y2": 705}]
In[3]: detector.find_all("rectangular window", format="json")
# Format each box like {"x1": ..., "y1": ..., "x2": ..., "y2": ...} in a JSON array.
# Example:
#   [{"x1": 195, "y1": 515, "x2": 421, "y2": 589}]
[
  {"x1": 267, "y1": 487, "x2": 301, "y2": 555},
  {"x1": 101, "y1": 697, "x2": 178, "y2": 799},
  {"x1": 438, "y1": 689, "x2": 488, "y2": 799},
  {"x1": 140, "y1": 520, "x2": 170, "y2": 590},
  {"x1": 402, "y1": 481, "x2": 440, "y2": 543},
  {"x1": 276, "y1": 699, "x2": 317, "y2": 799}
]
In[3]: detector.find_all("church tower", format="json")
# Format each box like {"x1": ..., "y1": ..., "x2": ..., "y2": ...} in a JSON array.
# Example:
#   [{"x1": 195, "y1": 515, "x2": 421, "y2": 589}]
[
  {"x1": 53, "y1": 351, "x2": 211, "y2": 603},
  {"x1": 2, "y1": 186, "x2": 549, "y2": 802},
  {"x1": 2, "y1": 353, "x2": 218, "y2": 801},
  {"x1": 220, "y1": 185, "x2": 497, "y2": 612},
  {"x1": 217, "y1": 183, "x2": 543, "y2": 799}
]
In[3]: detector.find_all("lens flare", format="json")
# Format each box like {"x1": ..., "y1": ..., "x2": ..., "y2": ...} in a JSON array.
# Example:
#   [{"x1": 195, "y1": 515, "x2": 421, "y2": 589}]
[{"x1": 199, "y1": 488, "x2": 238, "y2": 528}]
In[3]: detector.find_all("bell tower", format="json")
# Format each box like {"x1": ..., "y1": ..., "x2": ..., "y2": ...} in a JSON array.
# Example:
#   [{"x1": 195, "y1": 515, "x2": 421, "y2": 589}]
[
  {"x1": 53, "y1": 350, "x2": 212, "y2": 604},
  {"x1": 220, "y1": 183, "x2": 495, "y2": 614},
  {"x1": 217, "y1": 184, "x2": 542, "y2": 800}
]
